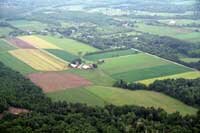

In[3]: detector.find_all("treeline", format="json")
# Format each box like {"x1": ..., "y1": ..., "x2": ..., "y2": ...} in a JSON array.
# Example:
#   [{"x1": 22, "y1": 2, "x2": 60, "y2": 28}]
[
  {"x1": 0, "y1": 62, "x2": 50, "y2": 113},
  {"x1": 84, "y1": 48, "x2": 137, "y2": 56},
  {"x1": 114, "y1": 78, "x2": 200, "y2": 107},
  {"x1": 0, "y1": 62, "x2": 200, "y2": 132},
  {"x1": 1, "y1": 102, "x2": 200, "y2": 133}
]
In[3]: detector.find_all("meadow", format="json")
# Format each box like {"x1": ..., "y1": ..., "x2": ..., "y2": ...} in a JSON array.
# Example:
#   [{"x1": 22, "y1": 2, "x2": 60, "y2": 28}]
[
  {"x1": 8, "y1": 20, "x2": 48, "y2": 31},
  {"x1": 47, "y1": 88, "x2": 106, "y2": 106},
  {"x1": 38, "y1": 35, "x2": 99, "y2": 55},
  {"x1": 0, "y1": 27, "x2": 13, "y2": 36},
  {"x1": 100, "y1": 53, "x2": 169, "y2": 75},
  {"x1": 181, "y1": 57, "x2": 200, "y2": 63},
  {"x1": 0, "y1": 39, "x2": 16, "y2": 52},
  {"x1": 84, "y1": 49, "x2": 138, "y2": 61},
  {"x1": 112, "y1": 64, "x2": 192, "y2": 82},
  {"x1": 67, "y1": 69, "x2": 116, "y2": 86},
  {"x1": 159, "y1": 19, "x2": 200, "y2": 25},
  {"x1": 0, "y1": 52, "x2": 36, "y2": 74},
  {"x1": 135, "y1": 23, "x2": 200, "y2": 43},
  {"x1": 135, "y1": 23, "x2": 190, "y2": 36},
  {"x1": 48, "y1": 86, "x2": 197, "y2": 115},
  {"x1": 139, "y1": 71, "x2": 200, "y2": 85}
]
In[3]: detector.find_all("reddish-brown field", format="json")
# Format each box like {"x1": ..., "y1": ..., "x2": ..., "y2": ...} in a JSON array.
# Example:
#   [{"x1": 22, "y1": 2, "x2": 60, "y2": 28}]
[
  {"x1": 7, "y1": 38, "x2": 36, "y2": 49},
  {"x1": 27, "y1": 72, "x2": 92, "y2": 93},
  {"x1": 8, "y1": 107, "x2": 29, "y2": 115}
]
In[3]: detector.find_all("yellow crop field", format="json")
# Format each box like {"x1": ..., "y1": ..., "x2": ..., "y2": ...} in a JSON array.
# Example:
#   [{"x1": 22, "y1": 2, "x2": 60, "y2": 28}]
[
  {"x1": 138, "y1": 71, "x2": 200, "y2": 85},
  {"x1": 9, "y1": 49, "x2": 68, "y2": 71},
  {"x1": 18, "y1": 36, "x2": 61, "y2": 49}
]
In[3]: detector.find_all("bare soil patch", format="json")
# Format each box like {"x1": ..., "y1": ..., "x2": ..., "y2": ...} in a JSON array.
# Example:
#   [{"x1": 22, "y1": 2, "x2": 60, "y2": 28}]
[
  {"x1": 7, "y1": 38, "x2": 36, "y2": 49},
  {"x1": 27, "y1": 72, "x2": 92, "y2": 93},
  {"x1": 8, "y1": 107, "x2": 29, "y2": 115}
]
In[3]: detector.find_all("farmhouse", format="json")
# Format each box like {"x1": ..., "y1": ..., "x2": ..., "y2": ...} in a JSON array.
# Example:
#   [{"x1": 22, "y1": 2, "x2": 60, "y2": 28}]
[
  {"x1": 69, "y1": 63, "x2": 95, "y2": 70},
  {"x1": 169, "y1": 20, "x2": 176, "y2": 25}
]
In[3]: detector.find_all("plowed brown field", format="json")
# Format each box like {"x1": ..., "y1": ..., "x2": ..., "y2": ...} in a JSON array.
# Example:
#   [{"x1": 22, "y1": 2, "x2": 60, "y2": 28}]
[{"x1": 28, "y1": 72, "x2": 92, "y2": 93}]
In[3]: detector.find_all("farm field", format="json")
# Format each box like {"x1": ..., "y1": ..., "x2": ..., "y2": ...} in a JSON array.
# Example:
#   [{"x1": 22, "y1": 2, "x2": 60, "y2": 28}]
[
  {"x1": 28, "y1": 72, "x2": 92, "y2": 93},
  {"x1": 139, "y1": 71, "x2": 200, "y2": 85},
  {"x1": 9, "y1": 49, "x2": 67, "y2": 71},
  {"x1": 68, "y1": 69, "x2": 116, "y2": 86},
  {"x1": 100, "y1": 53, "x2": 192, "y2": 82},
  {"x1": 159, "y1": 19, "x2": 200, "y2": 25},
  {"x1": 8, "y1": 20, "x2": 48, "y2": 31},
  {"x1": 0, "y1": 39, "x2": 16, "y2": 52},
  {"x1": 175, "y1": 32, "x2": 200, "y2": 43},
  {"x1": 48, "y1": 86, "x2": 197, "y2": 115},
  {"x1": 135, "y1": 23, "x2": 200, "y2": 43},
  {"x1": 0, "y1": 52, "x2": 36, "y2": 74},
  {"x1": 47, "y1": 88, "x2": 106, "y2": 106},
  {"x1": 18, "y1": 36, "x2": 61, "y2": 49},
  {"x1": 135, "y1": 23, "x2": 191, "y2": 36},
  {"x1": 181, "y1": 57, "x2": 200, "y2": 63},
  {"x1": 46, "y1": 49, "x2": 78, "y2": 62},
  {"x1": 7, "y1": 38, "x2": 36, "y2": 49},
  {"x1": 38, "y1": 35, "x2": 99, "y2": 55},
  {"x1": 0, "y1": 27, "x2": 13, "y2": 36},
  {"x1": 84, "y1": 49, "x2": 138, "y2": 61},
  {"x1": 112, "y1": 64, "x2": 192, "y2": 82},
  {"x1": 100, "y1": 53, "x2": 171, "y2": 75}
]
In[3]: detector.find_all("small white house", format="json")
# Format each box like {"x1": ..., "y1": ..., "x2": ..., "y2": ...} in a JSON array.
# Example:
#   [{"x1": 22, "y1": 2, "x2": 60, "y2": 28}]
[
  {"x1": 82, "y1": 64, "x2": 91, "y2": 69},
  {"x1": 169, "y1": 20, "x2": 176, "y2": 25},
  {"x1": 69, "y1": 63, "x2": 78, "y2": 68}
]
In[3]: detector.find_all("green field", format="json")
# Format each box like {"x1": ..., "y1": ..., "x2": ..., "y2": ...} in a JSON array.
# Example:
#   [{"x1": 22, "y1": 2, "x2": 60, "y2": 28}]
[
  {"x1": 0, "y1": 27, "x2": 13, "y2": 36},
  {"x1": 8, "y1": 20, "x2": 47, "y2": 31},
  {"x1": 47, "y1": 88, "x2": 106, "y2": 106},
  {"x1": 38, "y1": 35, "x2": 99, "y2": 55},
  {"x1": 175, "y1": 32, "x2": 200, "y2": 43},
  {"x1": 135, "y1": 23, "x2": 200, "y2": 43},
  {"x1": 139, "y1": 71, "x2": 200, "y2": 85},
  {"x1": 181, "y1": 57, "x2": 200, "y2": 63},
  {"x1": 0, "y1": 40, "x2": 16, "y2": 52},
  {"x1": 100, "y1": 53, "x2": 169, "y2": 75},
  {"x1": 67, "y1": 69, "x2": 116, "y2": 86},
  {"x1": 0, "y1": 52, "x2": 37, "y2": 74},
  {"x1": 46, "y1": 49, "x2": 78, "y2": 62},
  {"x1": 112, "y1": 64, "x2": 192, "y2": 82},
  {"x1": 135, "y1": 23, "x2": 190, "y2": 36},
  {"x1": 48, "y1": 86, "x2": 197, "y2": 115},
  {"x1": 159, "y1": 19, "x2": 200, "y2": 25},
  {"x1": 84, "y1": 49, "x2": 138, "y2": 61}
]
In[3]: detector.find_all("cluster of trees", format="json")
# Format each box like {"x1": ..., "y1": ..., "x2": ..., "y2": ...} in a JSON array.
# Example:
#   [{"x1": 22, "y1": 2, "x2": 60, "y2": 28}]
[
  {"x1": 0, "y1": 61, "x2": 200, "y2": 132},
  {"x1": 114, "y1": 78, "x2": 200, "y2": 107}
]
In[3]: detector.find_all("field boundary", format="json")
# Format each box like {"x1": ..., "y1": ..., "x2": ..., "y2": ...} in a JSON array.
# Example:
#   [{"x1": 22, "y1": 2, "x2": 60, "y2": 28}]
[{"x1": 131, "y1": 48, "x2": 196, "y2": 71}]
